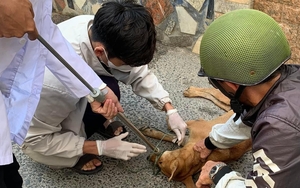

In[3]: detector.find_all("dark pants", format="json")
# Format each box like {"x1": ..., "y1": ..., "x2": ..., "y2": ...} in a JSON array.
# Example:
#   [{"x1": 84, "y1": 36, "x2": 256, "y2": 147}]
[
  {"x1": 0, "y1": 154, "x2": 23, "y2": 188},
  {"x1": 83, "y1": 75, "x2": 120, "y2": 138}
]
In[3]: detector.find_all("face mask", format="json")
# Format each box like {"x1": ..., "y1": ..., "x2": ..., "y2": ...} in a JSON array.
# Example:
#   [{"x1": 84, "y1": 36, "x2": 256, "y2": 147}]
[
  {"x1": 101, "y1": 48, "x2": 115, "y2": 68},
  {"x1": 100, "y1": 48, "x2": 131, "y2": 70},
  {"x1": 107, "y1": 60, "x2": 117, "y2": 68}
]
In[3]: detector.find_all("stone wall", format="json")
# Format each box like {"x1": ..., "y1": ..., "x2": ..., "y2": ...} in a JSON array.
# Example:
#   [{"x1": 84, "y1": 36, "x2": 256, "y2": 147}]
[
  {"x1": 52, "y1": 0, "x2": 299, "y2": 63},
  {"x1": 52, "y1": 0, "x2": 252, "y2": 55},
  {"x1": 253, "y1": 0, "x2": 300, "y2": 64},
  {"x1": 192, "y1": 0, "x2": 252, "y2": 54}
]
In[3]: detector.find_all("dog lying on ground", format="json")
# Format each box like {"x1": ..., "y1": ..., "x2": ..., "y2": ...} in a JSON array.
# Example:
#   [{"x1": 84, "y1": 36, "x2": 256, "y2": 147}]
[{"x1": 140, "y1": 87, "x2": 252, "y2": 188}]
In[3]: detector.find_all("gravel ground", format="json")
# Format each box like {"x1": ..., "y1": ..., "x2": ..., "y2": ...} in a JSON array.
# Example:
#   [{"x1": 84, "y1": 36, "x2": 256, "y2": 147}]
[{"x1": 13, "y1": 35, "x2": 252, "y2": 187}]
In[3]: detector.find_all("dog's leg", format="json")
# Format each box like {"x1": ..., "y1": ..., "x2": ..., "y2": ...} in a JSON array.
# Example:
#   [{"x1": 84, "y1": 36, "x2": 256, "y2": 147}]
[
  {"x1": 184, "y1": 86, "x2": 230, "y2": 111},
  {"x1": 139, "y1": 126, "x2": 189, "y2": 146},
  {"x1": 182, "y1": 176, "x2": 196, "y2": 188},
  {"x1": 139, "y1": 126, "x2": 176, "y2": 143}
]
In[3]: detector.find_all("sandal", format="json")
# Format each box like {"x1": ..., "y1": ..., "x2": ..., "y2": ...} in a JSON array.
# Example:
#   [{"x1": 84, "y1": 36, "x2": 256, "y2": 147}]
[
  {"x1": 96, "y1": 121, "x2": 127, "y2": 139},
  {"x1": 72, "y1": 154, "x2": 103, "y2": 175}
]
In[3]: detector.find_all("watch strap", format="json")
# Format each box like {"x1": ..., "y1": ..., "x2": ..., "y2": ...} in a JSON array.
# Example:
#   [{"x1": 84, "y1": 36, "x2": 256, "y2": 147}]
[
  {"x1": 209, "y1": 163, "x2": 226, "y2": 180},
  {"x1": 212, "y1": 165, "x2": 233, "y2": 185}
]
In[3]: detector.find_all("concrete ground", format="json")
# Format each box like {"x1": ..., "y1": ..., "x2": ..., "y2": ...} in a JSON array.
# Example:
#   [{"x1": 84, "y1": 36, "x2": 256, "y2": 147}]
[{"x1": 13, "y1": 42, "x2": 252, "y2": 188}]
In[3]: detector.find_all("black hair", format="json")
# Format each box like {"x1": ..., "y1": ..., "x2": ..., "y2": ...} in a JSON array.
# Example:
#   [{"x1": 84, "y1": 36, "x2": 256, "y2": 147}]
[{"x1": 91, "y1": 0, "x2": 156, "y2": 67}]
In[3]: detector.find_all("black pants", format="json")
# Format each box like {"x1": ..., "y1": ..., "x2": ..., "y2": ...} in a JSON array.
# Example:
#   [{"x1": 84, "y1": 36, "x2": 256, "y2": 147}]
[
  {"x1": 83, "y1": 75, "x2": 120, "y2": 138},
  {"x1": 0, "y1": 154, "x2": 23, "y2": 188}
]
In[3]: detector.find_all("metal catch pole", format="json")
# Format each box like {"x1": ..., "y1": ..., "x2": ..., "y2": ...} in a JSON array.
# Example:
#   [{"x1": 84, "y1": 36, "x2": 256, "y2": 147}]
[{"x1": 37, "y1": 34, "x2": 159, "y2": 153}]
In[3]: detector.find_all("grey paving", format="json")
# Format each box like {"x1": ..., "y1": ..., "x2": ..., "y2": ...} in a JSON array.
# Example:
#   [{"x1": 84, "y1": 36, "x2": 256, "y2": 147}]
[{"x1": 13, "y1": 43, "x2": 252, "y2": 188}]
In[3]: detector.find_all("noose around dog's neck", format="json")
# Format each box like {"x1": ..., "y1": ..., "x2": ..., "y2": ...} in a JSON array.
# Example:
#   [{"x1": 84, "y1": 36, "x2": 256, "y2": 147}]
[
  {"x1": 150, "y1": 134, "x2": 180, "y2": 175},
  {"x1": 150, "y1": 134, "x2": 166, "y2": 175}
]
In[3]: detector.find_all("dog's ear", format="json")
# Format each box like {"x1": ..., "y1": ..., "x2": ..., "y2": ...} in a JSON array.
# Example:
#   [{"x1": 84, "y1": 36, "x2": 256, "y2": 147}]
[{"x1": 168, "y1": 160, "x2": 179, "y2": 181}]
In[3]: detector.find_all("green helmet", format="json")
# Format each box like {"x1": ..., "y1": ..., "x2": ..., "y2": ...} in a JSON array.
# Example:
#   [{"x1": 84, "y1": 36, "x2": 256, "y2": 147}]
[{"x1": 198, "y1": 9, "x2": 291, "y2": 86}]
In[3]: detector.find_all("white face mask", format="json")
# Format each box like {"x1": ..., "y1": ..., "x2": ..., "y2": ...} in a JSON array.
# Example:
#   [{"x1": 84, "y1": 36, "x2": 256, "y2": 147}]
[
  {"x1": 102, "y1": 48, "x2": 115, "y2": 68},
  {"x1": 107, "y1": 60, "x2": 116, "y2": 68},
  {"x1": 100, "y1": 48, "x2": 131, "y2": 71}
]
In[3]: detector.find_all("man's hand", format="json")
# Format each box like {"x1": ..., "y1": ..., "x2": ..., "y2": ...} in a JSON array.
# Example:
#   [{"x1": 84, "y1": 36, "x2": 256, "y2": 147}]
[
  {"x1": 103, "y1": 87, "x2": 124, "y2": 112},
  {"x1": 193, "y1": 139, "x2": 212, "y2": 161},
  {"x1": 167, "y1": 109, "x2": 187, "y2": 146},
  {"x1": 90, "y1": 87, "x2": 124, "y2": 119},
  {"x1": 0, "y1": 0, "x2": 38, "y2": 40},
  {"x1": 196, "y1": 161, "x2": 222, "y2": 188},
  {"x1": 96, "y1": 132, "x2": 147, "y2": 160},
  {"x1": 90, "y1": 99, "x2": 118, "y2": 120}
]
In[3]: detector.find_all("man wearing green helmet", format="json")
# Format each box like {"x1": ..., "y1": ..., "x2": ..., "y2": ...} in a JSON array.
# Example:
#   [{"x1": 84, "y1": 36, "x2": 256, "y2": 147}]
[{"x1": 193, "y1": 9, "x2": 300, "y2": 188}]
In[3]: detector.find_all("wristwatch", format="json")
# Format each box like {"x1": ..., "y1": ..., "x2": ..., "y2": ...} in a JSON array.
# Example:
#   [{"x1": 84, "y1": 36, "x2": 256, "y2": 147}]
[
  {"x1": 86, "y1": 87, "x2": 109, "y2": 103},
  {"x1": 209, "y1": 163, "x2": 227, "y2": 180}
]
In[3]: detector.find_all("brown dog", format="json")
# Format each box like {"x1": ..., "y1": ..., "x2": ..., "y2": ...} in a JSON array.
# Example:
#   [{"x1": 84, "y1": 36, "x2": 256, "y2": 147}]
[{"x1": 141, "y1": 87, "x2": 252, "y2": 188}]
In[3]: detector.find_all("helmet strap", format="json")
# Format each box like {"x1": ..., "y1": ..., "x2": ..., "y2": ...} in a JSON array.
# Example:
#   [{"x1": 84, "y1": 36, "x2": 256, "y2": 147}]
[
  {"x1": 208, "y1": 78, "x2": 246, "y2": 121},
  {"x1": 230, "y1": 86, "x2": 245, "y2": 121}
]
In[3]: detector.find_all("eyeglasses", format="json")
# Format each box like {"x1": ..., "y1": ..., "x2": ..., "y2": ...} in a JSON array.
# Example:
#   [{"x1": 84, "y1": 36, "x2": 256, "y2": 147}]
[
  {"x1": 208, "y1": 77, "x2": 218, "y2": 89},
  {"x1": 207, "y1": 78, "x2": 234, "y2": 98}
]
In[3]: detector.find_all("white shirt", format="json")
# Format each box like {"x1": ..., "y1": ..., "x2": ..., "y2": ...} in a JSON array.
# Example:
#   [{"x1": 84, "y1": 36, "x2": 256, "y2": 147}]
[
  {"x1": 0, "y1": 0, "x2": 103, "y2": 165},
  {"x1": 58, "y1": 15, "x2": 172, "y2": 110}
]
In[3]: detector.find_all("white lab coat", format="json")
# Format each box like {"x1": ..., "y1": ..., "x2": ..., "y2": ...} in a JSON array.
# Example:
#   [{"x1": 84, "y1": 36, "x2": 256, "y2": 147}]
[{"x1": 0, "y1": 0, "x2": 103, "y2": 165}]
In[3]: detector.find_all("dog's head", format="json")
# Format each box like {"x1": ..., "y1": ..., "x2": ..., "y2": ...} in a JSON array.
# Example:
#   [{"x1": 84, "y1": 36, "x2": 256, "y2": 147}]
[{"x1": 148, "y1": 142, "x2": 203, "y2": 182}]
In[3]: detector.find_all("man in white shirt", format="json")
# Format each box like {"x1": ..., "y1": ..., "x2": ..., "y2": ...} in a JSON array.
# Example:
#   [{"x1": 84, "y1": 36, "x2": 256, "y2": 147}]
[{"x1": 22, "y1": 1, "x2": 187, "y2": 175}]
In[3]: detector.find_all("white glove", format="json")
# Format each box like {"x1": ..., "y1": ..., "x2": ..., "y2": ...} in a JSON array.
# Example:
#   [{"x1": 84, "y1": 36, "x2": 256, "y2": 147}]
[
  {"x1": 167, "y1": 109, "x2": 187, "y2": 146},
  {"x1": 96, "y1": 132, "x2": 147, "y2": 160}
]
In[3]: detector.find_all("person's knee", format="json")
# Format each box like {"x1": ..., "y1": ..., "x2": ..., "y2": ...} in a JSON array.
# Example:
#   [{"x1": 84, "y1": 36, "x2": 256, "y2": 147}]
[{"x1": 22, "y1": 144, "x2": 79, "y2": 168}]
